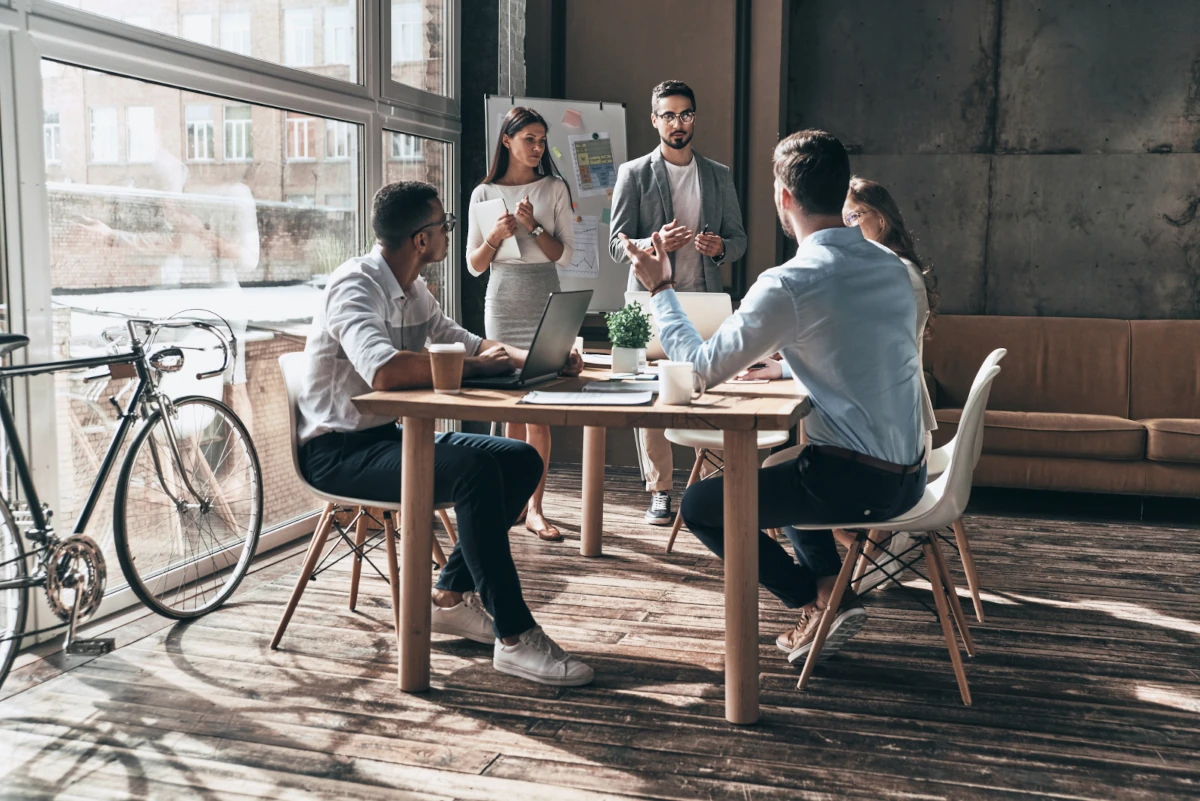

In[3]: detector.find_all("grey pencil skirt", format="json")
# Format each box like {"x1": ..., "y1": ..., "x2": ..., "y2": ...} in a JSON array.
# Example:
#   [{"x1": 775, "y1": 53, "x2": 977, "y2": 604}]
[{"x1": 484, "y1": 261, "x2": 561, "y2": 349}]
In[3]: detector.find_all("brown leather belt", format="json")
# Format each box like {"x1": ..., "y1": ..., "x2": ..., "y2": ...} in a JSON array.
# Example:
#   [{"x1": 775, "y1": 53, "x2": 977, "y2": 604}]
[{"x1": 813, "y1": 444, "x2": 925, "y2": 475}]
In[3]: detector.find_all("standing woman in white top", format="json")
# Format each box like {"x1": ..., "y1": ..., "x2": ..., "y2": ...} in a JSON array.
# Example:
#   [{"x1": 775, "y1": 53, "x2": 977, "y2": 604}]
[{"x1": 467, "y1": 106, "x2": 576, "y2": 541}]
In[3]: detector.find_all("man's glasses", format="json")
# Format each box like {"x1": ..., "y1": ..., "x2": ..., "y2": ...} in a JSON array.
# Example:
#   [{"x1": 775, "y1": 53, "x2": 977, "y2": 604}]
[
  {"x1": 655, "y1": 110, "x2": 696, "y2": 126},
  {"x1": 843, "y1": 210, "x2": 868, "y2": 226},
  {"x1": 413, "y1": 213, "x2": 457, "y2": 238}
]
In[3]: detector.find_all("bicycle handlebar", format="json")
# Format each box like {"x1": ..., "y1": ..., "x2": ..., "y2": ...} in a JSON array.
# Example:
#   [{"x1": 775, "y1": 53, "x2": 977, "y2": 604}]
[{"x1": 125, "y1": 315, "x2": 236, "y2": 381}]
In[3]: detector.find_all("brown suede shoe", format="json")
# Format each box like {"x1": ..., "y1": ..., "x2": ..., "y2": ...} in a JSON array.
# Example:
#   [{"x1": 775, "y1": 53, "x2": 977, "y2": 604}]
[{"x1": 776, "y1": 590, "x2": 867, "y2": 664}]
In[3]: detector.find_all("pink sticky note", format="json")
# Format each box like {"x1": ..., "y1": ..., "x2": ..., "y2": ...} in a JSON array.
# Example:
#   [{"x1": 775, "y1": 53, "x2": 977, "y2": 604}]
[{"x1": 561, "y1": 108, "x2": 584, "y2": 128}]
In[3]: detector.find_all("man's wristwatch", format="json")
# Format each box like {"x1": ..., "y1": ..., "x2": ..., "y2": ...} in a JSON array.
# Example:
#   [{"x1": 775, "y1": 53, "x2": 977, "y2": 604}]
[{"x1": 530, "y1": 224, "x2": 545, "y2": 238}]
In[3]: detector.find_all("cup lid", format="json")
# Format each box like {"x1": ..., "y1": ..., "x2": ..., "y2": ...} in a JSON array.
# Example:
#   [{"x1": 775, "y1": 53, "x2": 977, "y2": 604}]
[{"x1": 428, "y1": 342, "x2": 466, "y2": 353}]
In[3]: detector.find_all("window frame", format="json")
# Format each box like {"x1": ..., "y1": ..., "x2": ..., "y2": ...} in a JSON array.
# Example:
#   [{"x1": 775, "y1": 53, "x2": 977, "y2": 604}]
[
  {"x1": 184, "y1": 104, "x2": 215, "y2": 162},
  {"x1": 0, "y1": 0, "x2": 463, "y2": 634},
  {"x1": 125, "y1": 105, "x2": 155, "y2": 163},
  {"x1": 283, "y1": 8, "x2": 315, "y2": 68},
  {"x1": 88, "y1": 105, "x2": 118, "y2": 164},
  {"x1": 223, "y1": 103, "x2": 253, "y2": 162},
  {"x1": 219, "y1": 11, "x2": 252, "y2": 57},
  {"x1": 42, "y1": 110, "x2": 61, "y2": 165}
]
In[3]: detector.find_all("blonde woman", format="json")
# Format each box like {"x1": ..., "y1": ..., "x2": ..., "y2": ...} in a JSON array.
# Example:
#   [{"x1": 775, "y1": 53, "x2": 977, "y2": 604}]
[{"x1": 467, "y1": 107, "x2": 575, "y2": 541}]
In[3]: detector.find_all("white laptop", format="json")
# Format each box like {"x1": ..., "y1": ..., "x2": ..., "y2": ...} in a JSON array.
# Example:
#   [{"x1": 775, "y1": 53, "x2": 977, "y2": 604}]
[{"x1": 624, "y1": 291, "x2": 733, "y2": 361}]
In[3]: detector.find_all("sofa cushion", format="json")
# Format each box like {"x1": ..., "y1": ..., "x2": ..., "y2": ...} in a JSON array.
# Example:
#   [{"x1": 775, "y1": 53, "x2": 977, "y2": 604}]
[
  {"x1": 924, "y1": 315, "x2": 1130, "y2": 417},
  {"x1": 1130, "y1": 321, "x2": 1200, "y2": 420},
  {"x1": 1141, "y1": 419, "x2": 1200, "y2": 464},
  {"x1": 933, "y1": 409, "x2": 1146, "y2": 460}
]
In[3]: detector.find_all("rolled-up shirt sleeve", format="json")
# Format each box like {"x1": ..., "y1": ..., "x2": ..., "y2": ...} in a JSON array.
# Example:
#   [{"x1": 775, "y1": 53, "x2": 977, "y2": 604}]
[
  {"x1": 650, "y1": 273, "x2": 798, "y2": 389},
  {"x1": 426, "y1": 306, "x2": 483, "y2": 354},
  {"x1": 325, "y1": 275, "x2": 400, "y2": 388}
]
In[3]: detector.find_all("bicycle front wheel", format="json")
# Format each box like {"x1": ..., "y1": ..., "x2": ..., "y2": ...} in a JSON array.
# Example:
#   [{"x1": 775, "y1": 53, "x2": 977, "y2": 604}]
[
  {"x1": 113, "y1": 396, "x2": 262, "y2": 619},
  {"x1": 0, "y1": 496, "x2": 26, "y2": 691}
]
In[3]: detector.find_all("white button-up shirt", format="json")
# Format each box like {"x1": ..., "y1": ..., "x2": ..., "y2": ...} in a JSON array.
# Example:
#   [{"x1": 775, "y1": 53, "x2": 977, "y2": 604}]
[{"x1": 297, "y1": 246, "x2": 482, "y2": 444}]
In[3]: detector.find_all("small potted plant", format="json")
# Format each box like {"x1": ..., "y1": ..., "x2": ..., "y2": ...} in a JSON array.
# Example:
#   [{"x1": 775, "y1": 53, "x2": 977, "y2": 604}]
[{"x1": 604, "y1": 302, "x2": 652, "y2": 374}]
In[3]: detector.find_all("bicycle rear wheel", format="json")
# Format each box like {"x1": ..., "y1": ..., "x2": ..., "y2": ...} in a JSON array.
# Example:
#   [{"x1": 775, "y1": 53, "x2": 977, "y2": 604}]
[
  {"x1": 113, "y1": 396, "x2": 262, "y2": 619},
  {"x1": 0, "y1": 496, "x2": 26, "y2": 691}
]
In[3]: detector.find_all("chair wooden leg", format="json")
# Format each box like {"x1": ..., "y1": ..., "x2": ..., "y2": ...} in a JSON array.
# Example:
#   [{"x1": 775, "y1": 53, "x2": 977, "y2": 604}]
[
  {"x1": 851, "y1": 529, "x2": 887, "y2": 593},
  {"x1": 348, "y1": 507, "x2": 370, "y2": 611},
  {"x1": 430, "y1": 524, "x2": 448, "y2": 568},
  {"x1": 929, "y1": 533, "x2": 976, "y2": 657},
  {"x1": 383, "y1": 511, "x2": 402, "y2": 636},
  {"x1": 952, "y1": 518, "x2": 985, "y2": 623},
  {"x1": 924, "y1": 540, "x2": 972, "y2": 706},
  {"x1": 798, "y1": 533, "x2": 864, "y2": 691},
  {"x1": 439, "y1": 509, "x2": 458, "y2": 545},
  {"x1": 272, "y1": 503, "x2": 335, "y2": 649},
  {"x1": 666, "y1": 449, "x2": 707, "y2": 554}
]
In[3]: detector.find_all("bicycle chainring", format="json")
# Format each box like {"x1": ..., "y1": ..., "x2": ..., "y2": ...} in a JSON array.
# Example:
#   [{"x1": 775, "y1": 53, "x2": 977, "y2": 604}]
[{"x1": 44, "y1": 536, "x2": 107, "y2": 622}]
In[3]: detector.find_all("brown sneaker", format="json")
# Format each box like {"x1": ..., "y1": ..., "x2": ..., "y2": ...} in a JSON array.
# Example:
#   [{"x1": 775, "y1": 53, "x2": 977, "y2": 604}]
[{"x1": 775, "y1": 591, "x2": 868, "y2": 664}]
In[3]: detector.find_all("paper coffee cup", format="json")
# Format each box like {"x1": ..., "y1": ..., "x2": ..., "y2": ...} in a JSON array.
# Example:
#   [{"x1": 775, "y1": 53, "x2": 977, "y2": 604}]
[{"x1": 429, "y1": 342, "x2": 466, "y2": 394}]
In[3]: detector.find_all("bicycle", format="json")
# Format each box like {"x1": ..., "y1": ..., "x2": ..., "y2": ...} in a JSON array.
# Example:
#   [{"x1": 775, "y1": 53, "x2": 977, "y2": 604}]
[{"x1": 0, "y1": 313, "x2": 263, "y2": 690}]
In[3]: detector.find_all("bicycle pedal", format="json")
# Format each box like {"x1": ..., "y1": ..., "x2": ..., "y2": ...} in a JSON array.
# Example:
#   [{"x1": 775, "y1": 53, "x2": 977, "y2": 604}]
[{"x1": 65, "y1": 638, "x2": 115, "y2": 656}]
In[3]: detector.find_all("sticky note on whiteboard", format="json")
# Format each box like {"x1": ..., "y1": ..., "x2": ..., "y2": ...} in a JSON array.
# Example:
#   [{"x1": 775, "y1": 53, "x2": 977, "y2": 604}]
[
  {"x1": 561, "y1": 108, "x2": 584, "y2": 128},
  {"x1": 551, "y1": 146, "x2": 562, "y2": 159}
]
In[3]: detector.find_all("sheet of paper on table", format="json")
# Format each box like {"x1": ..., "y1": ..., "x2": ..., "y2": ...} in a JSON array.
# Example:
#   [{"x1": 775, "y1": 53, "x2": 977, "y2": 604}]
[{"x1": 519, "y1": 390, "x2": 654, "y2": 405}]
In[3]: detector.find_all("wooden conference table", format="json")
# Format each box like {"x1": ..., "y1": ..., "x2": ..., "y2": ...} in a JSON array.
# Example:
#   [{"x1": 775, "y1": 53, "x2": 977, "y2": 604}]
[{"x1": 353, "y1": 368, "x2": 810, "y2": 725}]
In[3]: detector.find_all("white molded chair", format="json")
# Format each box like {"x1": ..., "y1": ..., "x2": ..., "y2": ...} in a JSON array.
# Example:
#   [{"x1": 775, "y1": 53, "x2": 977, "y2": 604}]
[
  {"x1": 271, "y1": 352, "x2": 457, "y2": 649},
  {"x1": 897, "y1": 347, "x2": 1006, "y2": 622},
  {"x1": 662, "y1": 427, "x2": 791, "y2": 553},
  {"x1": 788, "y1": 363, "x2": 1001, "y2": 706}
]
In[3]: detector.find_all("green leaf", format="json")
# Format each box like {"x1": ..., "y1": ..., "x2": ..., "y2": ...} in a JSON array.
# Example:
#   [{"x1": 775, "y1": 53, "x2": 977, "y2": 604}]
[{"x1": 604, "y1": 303, "x2": 653, "y2": 349}]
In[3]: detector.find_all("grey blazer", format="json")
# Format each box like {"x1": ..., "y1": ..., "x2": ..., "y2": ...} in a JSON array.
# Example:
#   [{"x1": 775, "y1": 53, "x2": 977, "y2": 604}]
[{"x1": 608, "y1": 148, "x2": 747, "y2": 292}]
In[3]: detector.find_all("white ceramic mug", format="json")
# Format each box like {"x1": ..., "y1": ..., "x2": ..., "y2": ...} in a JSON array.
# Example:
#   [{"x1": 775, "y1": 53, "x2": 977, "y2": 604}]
[{"x1": 658, "y1": 361, "x2": 705, "y2": 405}]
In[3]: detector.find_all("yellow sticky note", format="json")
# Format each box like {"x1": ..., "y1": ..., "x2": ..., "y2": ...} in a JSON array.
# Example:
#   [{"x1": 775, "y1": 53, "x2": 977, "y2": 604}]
[{"x1": 551, "y1": 146, "x2": 562, "y2": 158}]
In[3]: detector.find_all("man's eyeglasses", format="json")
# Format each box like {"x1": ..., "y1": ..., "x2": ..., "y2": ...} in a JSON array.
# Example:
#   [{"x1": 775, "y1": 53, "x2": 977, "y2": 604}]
[
  {"x1": 413, "y1": 213, "x2": 456, "y2": 238},
  {"x1": 843, "y1": 210, "x2": 868, "y2": 226},
  {"x1": 655, "y1": 110, "x2": 696, "y2": 126}
]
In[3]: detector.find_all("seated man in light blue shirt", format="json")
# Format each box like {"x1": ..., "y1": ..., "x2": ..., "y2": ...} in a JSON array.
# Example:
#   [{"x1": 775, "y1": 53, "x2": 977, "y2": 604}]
[{"x1": 618, "y1": 130, "x2": 926, "y2": 665}]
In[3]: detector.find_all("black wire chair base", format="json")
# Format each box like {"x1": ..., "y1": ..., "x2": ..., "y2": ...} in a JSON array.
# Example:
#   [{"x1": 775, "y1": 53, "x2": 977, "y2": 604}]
[{"x1": 850, "y1": 526, "x2": 961, "y2": 620}]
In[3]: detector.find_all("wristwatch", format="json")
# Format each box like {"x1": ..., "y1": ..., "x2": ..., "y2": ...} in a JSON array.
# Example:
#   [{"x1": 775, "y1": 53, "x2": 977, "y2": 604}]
[{"x1": 530, "y1": 224, "x2": 545, "y2": 238}]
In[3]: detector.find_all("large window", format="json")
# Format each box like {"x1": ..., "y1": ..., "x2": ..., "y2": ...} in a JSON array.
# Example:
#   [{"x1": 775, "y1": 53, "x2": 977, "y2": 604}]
[
  {"x1": 42, "y1": 62, "x2": 363, "y2": 577},
  {"x1": 48, "y1": 0, "x2": 359, "y2": 84},
  {"x1": 384, "y1": 131, "x2": 449, "y2": 310},
  {"x1": 390, "y1": 0, "x2": 448, "y2": 96}
]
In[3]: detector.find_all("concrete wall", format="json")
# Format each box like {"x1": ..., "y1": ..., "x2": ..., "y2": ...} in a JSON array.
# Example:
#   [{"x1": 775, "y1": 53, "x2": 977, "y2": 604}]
[
  {"x1": 788, "y1": 0, "x2": 1200, "y2": 319},
  {"x1": 562, "y1": 0, "x2": 737, "y2": 180}
]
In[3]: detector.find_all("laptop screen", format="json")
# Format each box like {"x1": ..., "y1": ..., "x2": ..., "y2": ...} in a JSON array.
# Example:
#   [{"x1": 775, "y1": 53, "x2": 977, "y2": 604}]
[{"x1": 518, "y1": 290, "x2": 593, "y2": 380}]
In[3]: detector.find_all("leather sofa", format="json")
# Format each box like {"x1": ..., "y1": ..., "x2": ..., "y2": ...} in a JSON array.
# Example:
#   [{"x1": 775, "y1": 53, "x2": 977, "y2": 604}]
[{"x1": 924, "y1": 315, "x2": 1200, "y2": 497}]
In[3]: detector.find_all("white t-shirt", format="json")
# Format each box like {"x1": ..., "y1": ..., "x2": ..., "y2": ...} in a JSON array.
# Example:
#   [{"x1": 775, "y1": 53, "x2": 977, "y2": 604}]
[{"x1": 663, "y1": 157, "x2": 703, "y2": 292}]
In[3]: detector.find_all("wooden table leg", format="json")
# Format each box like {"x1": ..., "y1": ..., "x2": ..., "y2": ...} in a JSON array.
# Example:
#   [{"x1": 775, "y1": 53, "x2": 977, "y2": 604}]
[
  {"x1": 581, "y1": 425, "x2": 606, "y2": 557},
  {"x1": 399, "y1": 416, "x2": 435, "y2": 692},
  {"x1": 723, "y1": 429, "x2": 759, "y2": 725}
]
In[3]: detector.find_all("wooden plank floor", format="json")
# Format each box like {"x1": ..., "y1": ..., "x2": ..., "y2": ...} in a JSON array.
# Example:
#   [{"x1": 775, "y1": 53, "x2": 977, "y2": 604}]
[{"x1": 4, "y1": 465, "x2": 1200, "y2": 800}]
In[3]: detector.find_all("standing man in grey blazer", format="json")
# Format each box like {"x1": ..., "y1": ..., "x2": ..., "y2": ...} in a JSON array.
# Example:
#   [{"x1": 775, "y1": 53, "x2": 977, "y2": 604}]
[{"x1": 608, "y1": 79, "x2": 747, "y2": 525}]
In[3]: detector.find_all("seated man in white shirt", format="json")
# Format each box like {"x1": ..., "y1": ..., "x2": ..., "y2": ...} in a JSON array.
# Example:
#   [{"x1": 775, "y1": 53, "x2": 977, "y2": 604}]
[
  {"x1": 618, "y1": 130, "x2": 926, "y2": 666},
  {"x1": 297, "y1": 181, "x2": 593, "y2": 687}
]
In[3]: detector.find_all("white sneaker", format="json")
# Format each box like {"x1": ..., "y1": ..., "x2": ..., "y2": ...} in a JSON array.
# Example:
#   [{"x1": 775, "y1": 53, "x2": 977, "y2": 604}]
[
  {"x1": 430, "y1": 591, "x2": 494, "y2": 644},
  {"x1": 494, "y1": 626, "x2": 594, "y2": 686},
  {"x1": 857, "y1": 532, "x2": 920, "y2": 592}
]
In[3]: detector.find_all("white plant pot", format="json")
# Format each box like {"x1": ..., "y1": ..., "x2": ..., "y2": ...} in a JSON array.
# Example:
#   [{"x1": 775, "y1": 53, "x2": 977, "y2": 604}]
[{"x1": 611, "y1": 346, "x2": 641, "y2": 374}]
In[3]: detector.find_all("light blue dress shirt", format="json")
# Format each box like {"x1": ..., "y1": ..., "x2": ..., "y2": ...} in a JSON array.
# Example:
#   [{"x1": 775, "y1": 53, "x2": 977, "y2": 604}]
[{"x1": 650, "y1": 226, "x2": 924, "y2": 465}]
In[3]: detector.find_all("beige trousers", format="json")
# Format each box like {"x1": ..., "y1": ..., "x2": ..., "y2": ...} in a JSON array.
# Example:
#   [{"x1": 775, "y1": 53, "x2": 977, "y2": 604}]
[{"x1": 635, "y1": 428, "x2": 717, "y2": 493}]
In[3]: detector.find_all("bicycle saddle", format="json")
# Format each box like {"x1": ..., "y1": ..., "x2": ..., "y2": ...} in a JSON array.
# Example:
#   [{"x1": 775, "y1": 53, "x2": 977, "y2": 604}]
[{"x1": 0, "y1": 334, "x2": 30, "y2": 358}]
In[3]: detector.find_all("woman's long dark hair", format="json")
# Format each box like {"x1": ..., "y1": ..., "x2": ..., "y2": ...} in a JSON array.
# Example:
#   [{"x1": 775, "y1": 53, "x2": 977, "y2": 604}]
[
  {"x1": 482, "y1": 106, "x2": 574, "y2": 211},
  {"x1": 848, "y1": 176, "x2": 940, "y2": 337}
]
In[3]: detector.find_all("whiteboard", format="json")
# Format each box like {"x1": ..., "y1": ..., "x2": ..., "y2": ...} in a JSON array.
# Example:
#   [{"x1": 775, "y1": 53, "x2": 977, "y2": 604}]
[{"x1": 485, "y1": 95, "x2": 629, "y2": 312}]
